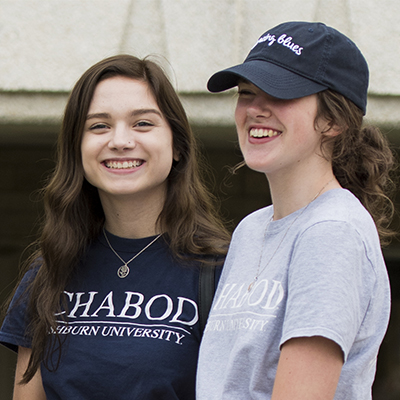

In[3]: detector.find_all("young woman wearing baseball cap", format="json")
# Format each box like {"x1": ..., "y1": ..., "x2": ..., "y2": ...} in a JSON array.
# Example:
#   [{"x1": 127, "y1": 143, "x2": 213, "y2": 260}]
[{"x1": 196, "y1": 21, "x2": 397, "y2": 399}]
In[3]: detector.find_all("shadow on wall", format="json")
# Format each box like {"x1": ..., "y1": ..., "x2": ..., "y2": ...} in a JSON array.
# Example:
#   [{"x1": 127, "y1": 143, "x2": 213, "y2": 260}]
[{"x1": 0, "y1": 139, "x2": 400, "y2": 399}]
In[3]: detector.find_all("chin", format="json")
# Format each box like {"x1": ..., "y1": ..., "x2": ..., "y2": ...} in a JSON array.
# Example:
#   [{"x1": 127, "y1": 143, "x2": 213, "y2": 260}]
[{"x1": 243, "y1": 159, "x2": 269, "y2": 174}]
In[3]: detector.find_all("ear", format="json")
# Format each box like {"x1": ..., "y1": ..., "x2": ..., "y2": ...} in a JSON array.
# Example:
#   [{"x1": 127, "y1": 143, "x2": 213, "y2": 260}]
[
  {"x1": 317, "y1": 118, "x2": 344, "y2": 137},
  {"x1": 324, "y1": 125, "x2": 343, "y2": 137},
  {"x1": 173, "y1": 149, "x2": 180, "y2": 162}
]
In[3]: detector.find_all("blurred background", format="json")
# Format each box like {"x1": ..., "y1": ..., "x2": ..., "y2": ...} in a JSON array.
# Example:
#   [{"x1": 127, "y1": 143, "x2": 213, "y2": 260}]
[{"x1": 0, "y1": 1, "x2": 399, "y2": 398}]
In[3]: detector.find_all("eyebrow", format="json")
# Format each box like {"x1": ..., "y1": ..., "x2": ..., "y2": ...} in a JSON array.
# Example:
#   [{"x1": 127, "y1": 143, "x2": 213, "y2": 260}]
[
  {"x1": 237, "y1": 78, "x2": 250, "y2": 85},
  {"x1": 86, "y1": 108, "x2": 163, "y2": 120}
]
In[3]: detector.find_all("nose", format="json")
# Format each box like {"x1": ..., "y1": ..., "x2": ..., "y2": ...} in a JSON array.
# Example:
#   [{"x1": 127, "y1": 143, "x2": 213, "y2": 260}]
[
  {"x1": 246, "y1": 93, "x2": 273, "y2": 119},
  {"x1": 108, "y1": 123, "x2": 135, "y2": 150}
]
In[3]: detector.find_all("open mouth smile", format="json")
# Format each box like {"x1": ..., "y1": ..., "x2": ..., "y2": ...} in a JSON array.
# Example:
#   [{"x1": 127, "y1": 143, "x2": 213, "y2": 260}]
[
  {"x1": 104, "y1": 160, "x2": 144, "y2": 169},
  {"x1": 249, "y1": 128, "x2": 281, "y2": 138}
]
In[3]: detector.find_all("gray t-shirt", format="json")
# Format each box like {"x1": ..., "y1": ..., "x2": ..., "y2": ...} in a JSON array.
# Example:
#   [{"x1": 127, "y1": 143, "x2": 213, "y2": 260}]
[{"x1": 197, "y1": 189, "x2": 390, "y2": 399}]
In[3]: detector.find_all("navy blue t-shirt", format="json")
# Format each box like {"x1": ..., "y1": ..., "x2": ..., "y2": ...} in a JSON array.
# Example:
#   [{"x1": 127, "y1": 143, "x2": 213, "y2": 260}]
[{"x1": 0, "y1": 232, "x2": 207, "y2": 399}]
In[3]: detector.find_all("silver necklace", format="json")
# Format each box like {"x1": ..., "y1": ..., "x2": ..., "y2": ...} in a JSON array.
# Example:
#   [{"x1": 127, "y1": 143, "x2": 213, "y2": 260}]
[
  {"x1": 248, "y1": 178, "x2": 335, "y2": 292},
  {"x1": 103, "y1": 227, "x2": 162, "y2": 278}
]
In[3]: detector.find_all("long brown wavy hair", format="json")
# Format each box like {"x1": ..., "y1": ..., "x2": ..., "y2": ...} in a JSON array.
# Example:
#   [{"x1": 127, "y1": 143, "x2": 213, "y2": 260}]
[
  {"x1": 316, "y1": 89, "x2": 397, "y2": 245},
  {"x1": 12, "y1": 55, "x2": 230, "y2": 383}
]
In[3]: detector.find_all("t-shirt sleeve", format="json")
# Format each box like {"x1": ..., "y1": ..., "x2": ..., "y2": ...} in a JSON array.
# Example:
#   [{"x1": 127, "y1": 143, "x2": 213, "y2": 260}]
[
  {"x1": 0, "y1": 269, "x2": 36, "y2": 352},
  {"x1": 280, "y1": 220, "x2": 375, "y2": 361}
]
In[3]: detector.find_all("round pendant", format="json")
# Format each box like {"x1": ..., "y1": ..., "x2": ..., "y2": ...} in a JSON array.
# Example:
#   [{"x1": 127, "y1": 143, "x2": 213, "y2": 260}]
[{"x1": 117, "y1": 264, "x2": 130, "y2": 278}]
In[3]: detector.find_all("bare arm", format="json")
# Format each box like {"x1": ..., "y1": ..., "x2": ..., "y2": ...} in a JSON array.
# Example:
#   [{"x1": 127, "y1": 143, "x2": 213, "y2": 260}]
[
  {"x1": 271, "y1": 336, "x2": 343, "y2": 400},
  {"x1": 13, "y1": 346, "x2": 46, "y2": 400}
]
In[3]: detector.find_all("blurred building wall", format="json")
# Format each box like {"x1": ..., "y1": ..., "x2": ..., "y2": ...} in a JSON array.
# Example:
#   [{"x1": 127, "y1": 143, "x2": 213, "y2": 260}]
[{"x1": 0, "y1": 1, "x2": 399, "y2": 399}]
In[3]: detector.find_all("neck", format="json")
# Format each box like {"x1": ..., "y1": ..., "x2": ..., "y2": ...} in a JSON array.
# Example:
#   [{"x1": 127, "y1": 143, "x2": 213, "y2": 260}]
[
  {"x1": 100, "y1": 194, "x2": 164, "y2": 239},
  {"x1": 268, "y1": 168, "x2": 340, "y2": 220}
]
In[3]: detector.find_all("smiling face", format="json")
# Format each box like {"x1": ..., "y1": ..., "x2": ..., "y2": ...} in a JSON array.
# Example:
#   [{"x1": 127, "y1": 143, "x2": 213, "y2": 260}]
[
  {"x1": 235, "y1": 81, "x2": 325, "y2": 178},
  {"x1": 81, "y1": 76, "x2": 176, "y2": 208}
]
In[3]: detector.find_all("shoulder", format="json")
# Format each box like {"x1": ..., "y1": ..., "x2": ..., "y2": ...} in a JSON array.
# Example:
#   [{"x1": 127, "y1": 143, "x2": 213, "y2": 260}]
[
  {"x1": 233, "y1": 205, "x2": 273, "y2": 236},
  {"x1": 14, "y1": 264, "x2": 41, "y2": 299},
  {"x1": 296, "y1": 188, "x2": 384, "y2": 272},
  {"x1": 304, "y1": 189, "x2": 377, "y2": 238}
]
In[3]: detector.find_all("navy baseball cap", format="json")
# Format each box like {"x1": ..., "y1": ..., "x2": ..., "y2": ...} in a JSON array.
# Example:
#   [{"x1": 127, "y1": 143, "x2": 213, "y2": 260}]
[{"x1": 207, "y1": 21, "x2": 369, "y2": 114}]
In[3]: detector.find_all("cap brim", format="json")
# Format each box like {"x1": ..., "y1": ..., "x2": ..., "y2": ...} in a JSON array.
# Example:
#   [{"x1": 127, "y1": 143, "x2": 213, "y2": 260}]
[{"x1": 207, "y1": 60, "x2": 327, "y2": 99}]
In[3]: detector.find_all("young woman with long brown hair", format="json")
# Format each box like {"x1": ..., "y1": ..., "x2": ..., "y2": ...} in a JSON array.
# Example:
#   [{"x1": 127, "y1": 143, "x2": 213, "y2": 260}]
[
  {"x1": 0, "y1": 54, "x2": 230, "y2": 399},
  {"x1": 197, "y1": 21, "x2": 397, "y2": 399}
]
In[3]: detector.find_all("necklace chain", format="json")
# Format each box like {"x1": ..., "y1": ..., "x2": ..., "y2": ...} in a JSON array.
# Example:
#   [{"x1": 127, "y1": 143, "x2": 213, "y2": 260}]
[
  {"x1": 103, "y1": 227, "x2": 162, "y2": 278},
  {"x1": 248, "y1": 178, "x2": 335, "y2": 292}
]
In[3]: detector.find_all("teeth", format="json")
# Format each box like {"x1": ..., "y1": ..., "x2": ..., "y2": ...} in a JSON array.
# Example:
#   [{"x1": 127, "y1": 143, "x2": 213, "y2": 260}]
[
  {"x1": 105, "y1": 160, "x2": 143, "y2": 169},
  {"x1": 250, "y1": 128, "x2": 281, "y2": 138}
]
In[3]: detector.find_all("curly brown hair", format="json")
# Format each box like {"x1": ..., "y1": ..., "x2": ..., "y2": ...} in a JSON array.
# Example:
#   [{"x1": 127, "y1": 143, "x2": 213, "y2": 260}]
[{"x1": 316, "y1": 89, "x2": 397, "y2": 246}]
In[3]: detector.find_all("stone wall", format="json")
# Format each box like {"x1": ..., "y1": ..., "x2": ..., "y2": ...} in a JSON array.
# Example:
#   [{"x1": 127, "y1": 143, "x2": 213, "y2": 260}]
[{"x1": 0, "y1": 0, "x2": 400, "y2": 133}]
